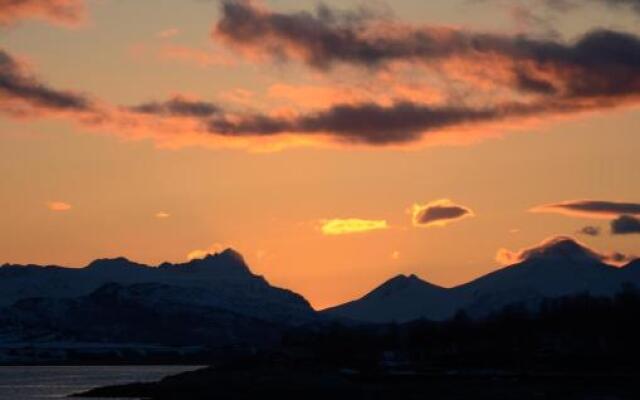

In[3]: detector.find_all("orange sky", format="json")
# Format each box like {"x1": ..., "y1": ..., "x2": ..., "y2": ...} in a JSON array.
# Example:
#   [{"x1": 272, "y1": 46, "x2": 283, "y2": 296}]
[{"x1": 1, "y1": 0, "x2": 639, "y2": 309}]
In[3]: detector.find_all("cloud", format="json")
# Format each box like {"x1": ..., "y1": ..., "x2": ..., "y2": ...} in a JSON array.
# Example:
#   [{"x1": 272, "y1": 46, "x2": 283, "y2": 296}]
[
  {"x1": 320, "y1": 218, "x2": 388, "y2": 235},
  {"x1": 411, "y1": 199, "x2": 474, "y2": 227},
  {"x1": 155, "y1": 211, "x2": 170, "y2": 219},
  {"x1": 611, "y1": 215, "x2": 640, "y2": 234},
  {"x1": 578, "y1": 225, "x2": 601, "y2": 236},
  {"x1": 130, "y1": 96, "x2": 220, "y2": 118},
  {"x1": 207, "y1": 101, "x2": 542, "y2": 145},
  {"x1": 47, "y1": 201, "x2": 71, "y2": 211},
  {"x1": 0, "y1": 47, "x2": 519, "y2": 149},
  {"x1": 0, "y1": 0, "x2": 86, "y2": 26},
  {"x1": 206, "y1": 94, "x2": 593, "y2": 147},
  {"x1": 2, "y1": 2, "x2": 640, "y2": 152},
  {"x1": 0, "y1": 48, "x2": 92, "y2": 115},
  {"x1": 205, "y1": 1, "x2": 640, "y2": 148},
  {"x1": 214, "y1": 1, "x2": 640, "y2": 102},
  {"x1": 495, "y1": 235, "x2": 633, "y2": 266},
  {"x1": 214, "y1": 1, "x2": 391, "y2": 69},
  {"x1": 531, "y1": 200, "x2": 640, "y2": 219}
]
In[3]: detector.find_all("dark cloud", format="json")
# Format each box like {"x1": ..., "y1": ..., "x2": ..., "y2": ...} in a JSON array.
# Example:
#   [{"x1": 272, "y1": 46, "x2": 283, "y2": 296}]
[
  {"x1": 209, "y1": 102, "x2": 498, "y2": 144},
  {"x1": 578, "y1": 225, "x2": 601, "y2": 236},
  {"x1": 215, "y1": 0, "x2": 500, "y2": 68},
  {"x1": 411, "y1": 200, "x2": 474, "y2": 227},
  {"x1": 215, "y1": 1, "x2": 391, "y2": 69},
  {"x1": 416, "y1": 206, "x2": 468, "y2": 224},
  {"x1": 130, "y1": 97, "x2": 220, "y2": 118},
  {"x1": 206, "y1": 101, "x2": 560, "y2": 144},
  {"x1": 532, "y1": 200, "x2": 640, "y2": 218},
  {"x1": 215, "y1": 2, "x2": 640, "y2": 102},
  {"x1": 0, "y1": 0, "x2": 86, "y2": 26},
  {"x1": 611, "y1": 215, "x2": 640, "y2": 234},
  {"x1": 0, "y1": 48, "x2": 91, "y2": 112}
]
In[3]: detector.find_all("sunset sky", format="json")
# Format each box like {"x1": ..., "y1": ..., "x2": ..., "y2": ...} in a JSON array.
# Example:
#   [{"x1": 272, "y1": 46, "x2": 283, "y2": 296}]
[{"x1": 1, "y1": 0, "x2": 639, "y2": 309}]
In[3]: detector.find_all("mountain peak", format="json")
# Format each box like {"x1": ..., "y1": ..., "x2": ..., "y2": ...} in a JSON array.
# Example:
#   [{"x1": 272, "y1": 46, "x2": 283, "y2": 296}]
[
  {"x1": 388, "y1": 273, "x2": 422, "y2": 284},
  {"x1": 206, "y1": 248, "x2": 244, "y2": 262},
  {"x1": 520, "y1": 237, "x2": 603, "y2": 265},
  {"x1": 369, "y1": 273, "x2": 442, "y2": 298},
  {"x1": 180, "y1": 248, "x2": 252, "y2": 276}
]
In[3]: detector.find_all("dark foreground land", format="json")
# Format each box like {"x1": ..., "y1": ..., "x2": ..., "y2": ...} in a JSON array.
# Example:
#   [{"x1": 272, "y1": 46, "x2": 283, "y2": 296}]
[
  {"x1": 75, "y1": 363, "x2": 640, "y2": 400},
  {"x1": 75, "y1": 289, "x2": 640, "y2": 399}
]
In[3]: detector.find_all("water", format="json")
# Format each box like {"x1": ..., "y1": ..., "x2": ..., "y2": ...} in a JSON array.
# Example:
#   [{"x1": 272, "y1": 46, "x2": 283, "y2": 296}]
[{"x1": 0, "y1": 365, "x2": 203, "y2": 400}]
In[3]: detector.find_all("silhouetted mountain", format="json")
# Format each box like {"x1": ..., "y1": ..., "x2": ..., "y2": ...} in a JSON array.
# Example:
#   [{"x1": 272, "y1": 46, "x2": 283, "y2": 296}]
[
  {"x1": 323, "y1": 274, "x2": 451, "y2": 323},
  {"x1": 0, "y1": 249, "x2": 312, "y2": 323},
  {"x1": 0, "y1": 282, "x2": 284, "y2": 347},
  {"x1": 0, "y1": 250, "x2": 316, "y2": 362},
  {"x1": 324, "y1": 238, "x2": 640, "y2": 323},
  {"x1": 621, "y1": 258, "x2": 640, "y2": 280},
  {"x1": 3, "y1": 241, "x2": 640, "y2": 362}
]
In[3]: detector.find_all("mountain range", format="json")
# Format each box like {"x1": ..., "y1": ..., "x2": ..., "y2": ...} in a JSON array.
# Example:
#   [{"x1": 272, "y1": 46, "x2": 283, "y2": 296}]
[
  {"x1": 1, "y1": 238, "x2": 639, "y2": 362},
  {"x1": 323, "y1": 238, "x2": 640, "y2": 322},
  {"x1": 0, "y1": 249, "x2": 315, "y2": 362},
  {"x1": 0, "y1": 249, "x2": 313, "y2": 323}
]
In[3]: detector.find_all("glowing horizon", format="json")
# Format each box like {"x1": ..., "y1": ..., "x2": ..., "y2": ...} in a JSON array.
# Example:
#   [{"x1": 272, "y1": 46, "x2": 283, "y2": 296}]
[{"x1": 1, "y1": 0, "x2": 639, "y2": 309}]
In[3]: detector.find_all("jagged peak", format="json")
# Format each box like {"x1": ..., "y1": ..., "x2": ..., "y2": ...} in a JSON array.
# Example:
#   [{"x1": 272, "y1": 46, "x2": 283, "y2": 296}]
[
  {"x1": 204, "y1": 248, "x2": 245, "y2": 263},
  {"x1": 162, "y1": 248, "x2": 253, "y2": 276}
]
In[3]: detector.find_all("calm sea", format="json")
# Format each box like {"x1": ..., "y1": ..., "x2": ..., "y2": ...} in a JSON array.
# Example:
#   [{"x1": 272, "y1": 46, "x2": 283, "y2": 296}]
[{"x1": 0, "y1": 365, "x2": 202, "y2": 400}]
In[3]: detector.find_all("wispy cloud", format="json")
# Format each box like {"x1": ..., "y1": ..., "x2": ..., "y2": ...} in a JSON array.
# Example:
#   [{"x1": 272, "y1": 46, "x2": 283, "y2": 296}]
[
  {"x1": 215, "y1": 1, "x2": 640, "y2": 104},
  {"x1": 1, "y1": 48, "x2": 92, "y2": 116},
  {"x1": 0, "y1": 0, "x2": 86, "y2": 27},
  {"x1": 531, "y1": 200, "x2": 640, "y2": 219},
  {"x1": 206, "y1": 101, "x2": 534, "y2": 145},
  {"x1": 4, "y1": 3, "x2": 640, "y2": 152},
  {"x1": 205, "y1": 1, "x2": 640, "y2": 147},
  {"x1": 46, "y1": 201, "x2": 71, "y2": 211},
  {"x1": 130, "y1": 96, "x2": 220, "y2": 118},
  {"x1": 320, "y1": 218, "x2": 388, "y2": 235}
]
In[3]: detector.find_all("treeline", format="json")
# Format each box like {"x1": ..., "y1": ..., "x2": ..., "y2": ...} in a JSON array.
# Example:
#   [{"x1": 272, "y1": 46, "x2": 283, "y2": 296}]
[{"x1": 283, "y1": 285, "x2": 640, "y2": 373}]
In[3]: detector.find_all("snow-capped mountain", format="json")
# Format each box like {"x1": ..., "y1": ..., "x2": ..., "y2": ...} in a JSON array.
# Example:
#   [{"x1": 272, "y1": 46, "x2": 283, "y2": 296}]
[
  {"x1": 323, "y1": 238, "x2": 640, "y2": 323},
  {"x1": 3, "y1": 239, "x2": 640, "y2": 346},
  {"x1": 0, "y1": 282, "x2": 287, "y2": 348},
  {"x1": 0, "y1": 249, "x2": 315, "y2": 345},
  {"x1": 0, "y1": 249, "x2": 313, "y2": 324}
]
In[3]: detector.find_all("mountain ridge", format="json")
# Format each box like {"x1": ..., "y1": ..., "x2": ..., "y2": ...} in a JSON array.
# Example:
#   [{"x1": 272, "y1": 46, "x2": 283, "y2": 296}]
[
  {"x1": 323, "y1": 238, "x2": 639, "y2": 323},
  {"x1": 0, "y1": 249, "x2": 315, "y2": 324},
  {"x1": 2, "y1": 240, "x2": 639, "y2": 329}
]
